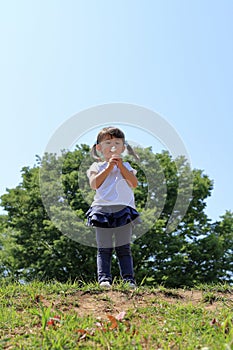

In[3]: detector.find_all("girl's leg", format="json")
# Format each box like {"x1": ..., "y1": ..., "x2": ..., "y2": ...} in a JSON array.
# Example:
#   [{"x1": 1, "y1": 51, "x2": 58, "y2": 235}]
[
  {"x1": 115, "y1": 225, "x2": 135, "y2": 284},
  {"x1": 96, "y1": 227, "x2": 113, "y2": 284}
]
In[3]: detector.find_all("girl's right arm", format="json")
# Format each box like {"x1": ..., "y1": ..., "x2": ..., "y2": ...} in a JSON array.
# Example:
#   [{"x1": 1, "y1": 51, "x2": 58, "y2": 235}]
[{"x1": 89, "y1": 163, "x2": 114, "y2": 189}]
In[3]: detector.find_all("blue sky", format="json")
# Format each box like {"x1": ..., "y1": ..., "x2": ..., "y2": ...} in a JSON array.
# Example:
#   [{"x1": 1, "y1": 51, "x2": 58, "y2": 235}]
[{"x1": 0, "y1": 0, "x2": 232, "y2": 221}]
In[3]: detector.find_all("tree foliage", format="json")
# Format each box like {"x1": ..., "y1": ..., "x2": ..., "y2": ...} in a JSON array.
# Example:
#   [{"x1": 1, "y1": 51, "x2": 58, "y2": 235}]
[{"x1": 0, "y1": 145, "x2": 232, "y2": 287}]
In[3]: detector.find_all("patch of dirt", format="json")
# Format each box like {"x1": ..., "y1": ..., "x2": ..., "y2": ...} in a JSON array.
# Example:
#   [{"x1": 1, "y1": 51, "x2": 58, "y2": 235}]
[{"x1": 38, "y1": 289, "x2": 233, "y2": 319}]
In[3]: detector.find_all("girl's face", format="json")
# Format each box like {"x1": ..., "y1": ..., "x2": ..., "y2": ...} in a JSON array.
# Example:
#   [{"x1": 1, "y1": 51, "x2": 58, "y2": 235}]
[{"x1": 96, "y1": 137, "x2": 125, "y2": 160}]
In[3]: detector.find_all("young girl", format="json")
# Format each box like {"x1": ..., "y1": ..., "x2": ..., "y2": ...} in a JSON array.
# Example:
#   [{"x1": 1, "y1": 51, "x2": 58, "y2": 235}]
[{"x1": 86, "y1": 126, "x2": 140, "y2": 288}]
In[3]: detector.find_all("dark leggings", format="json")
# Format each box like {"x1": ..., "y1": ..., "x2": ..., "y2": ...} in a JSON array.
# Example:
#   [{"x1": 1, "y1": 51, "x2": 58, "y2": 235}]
[{"x1": 96, "y1": 225, "x2": 135, "y2": 284}]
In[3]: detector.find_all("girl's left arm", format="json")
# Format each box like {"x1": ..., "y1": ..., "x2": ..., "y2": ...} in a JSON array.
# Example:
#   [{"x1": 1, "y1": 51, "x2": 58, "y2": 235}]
[{"x1": 118, "y1": 162, "x2": 138, "y2": 188}]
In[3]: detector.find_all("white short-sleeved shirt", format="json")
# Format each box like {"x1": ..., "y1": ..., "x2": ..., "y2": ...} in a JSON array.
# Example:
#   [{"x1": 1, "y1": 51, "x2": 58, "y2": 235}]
[{"x1": 87, "y1": 161, "x2": 136, "y2": 208}]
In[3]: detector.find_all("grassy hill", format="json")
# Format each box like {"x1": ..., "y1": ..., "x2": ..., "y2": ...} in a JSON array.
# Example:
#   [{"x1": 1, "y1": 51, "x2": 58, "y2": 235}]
[{"x1": 1, "y1": 281, "x2": 233, "y2": 349}]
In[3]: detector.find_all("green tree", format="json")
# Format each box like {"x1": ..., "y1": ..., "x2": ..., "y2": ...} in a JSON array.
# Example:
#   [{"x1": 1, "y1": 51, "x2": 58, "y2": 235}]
[
  {"x1": 210, "y1": 211, "x2": 233, "y2": 282},
  {"x1": 0, "y1": 150, "x2": 96, "y2": 282},
  {"x1": 0, "y1": 215, "x2": 19, "y2": 280}
]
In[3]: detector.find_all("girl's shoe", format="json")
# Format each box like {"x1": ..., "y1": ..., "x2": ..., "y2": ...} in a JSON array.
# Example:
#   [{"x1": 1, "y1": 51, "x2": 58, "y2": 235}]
[
  {"x1": 99, "y1": 281, "x2": 111, "y2": 288},
  {"x1": 128, "y1": 282, "x2": 137, "y2": 289},
  {"x1": 124, "y1": 281, "x2": 137, "y2": 289}
]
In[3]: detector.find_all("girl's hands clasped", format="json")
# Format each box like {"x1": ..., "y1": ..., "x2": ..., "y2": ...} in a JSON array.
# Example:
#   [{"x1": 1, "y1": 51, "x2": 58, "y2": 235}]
[{"x1": 108, "y1": 154, "x2": 123, "y2": 169}]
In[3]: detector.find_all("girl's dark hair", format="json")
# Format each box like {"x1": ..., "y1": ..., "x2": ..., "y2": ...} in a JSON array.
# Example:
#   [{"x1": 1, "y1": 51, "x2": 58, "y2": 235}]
[{"x1": 91, "y1": 126, "x2": 140, "y2": 161}]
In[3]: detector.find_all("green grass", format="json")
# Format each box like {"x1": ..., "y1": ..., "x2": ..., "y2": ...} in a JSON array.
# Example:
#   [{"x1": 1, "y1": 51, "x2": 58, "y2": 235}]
[{"x1": 1, "y1": 280, "x2": 233, "y2": 349}]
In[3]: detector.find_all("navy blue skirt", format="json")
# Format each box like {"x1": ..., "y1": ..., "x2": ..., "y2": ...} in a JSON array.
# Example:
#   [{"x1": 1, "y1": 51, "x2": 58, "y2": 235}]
[{"x1": 86, "y1": 205, "x2": 141, "y2": 228}]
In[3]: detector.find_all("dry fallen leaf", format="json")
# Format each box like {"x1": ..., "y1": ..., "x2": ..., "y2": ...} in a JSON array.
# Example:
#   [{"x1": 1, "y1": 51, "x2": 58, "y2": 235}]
[
  {"x1": 107, "y1": 315, "x2": 118, "y2": 330},
  {"x1": 115, "y1": 311, "x2": 126, "y2": 321}
]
